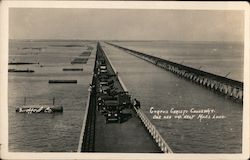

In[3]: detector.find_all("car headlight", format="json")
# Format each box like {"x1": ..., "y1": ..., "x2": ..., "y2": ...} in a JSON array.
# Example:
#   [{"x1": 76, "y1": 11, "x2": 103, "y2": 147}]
[{"x1": 114, "y1": 114, "x2": 118, "y2": 116}]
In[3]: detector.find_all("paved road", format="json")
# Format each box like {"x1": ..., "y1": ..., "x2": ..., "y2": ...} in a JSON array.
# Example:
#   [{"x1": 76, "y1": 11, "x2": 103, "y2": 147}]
[{"x1": 94, "y1": 44, "x2": 160, "y2": 153}]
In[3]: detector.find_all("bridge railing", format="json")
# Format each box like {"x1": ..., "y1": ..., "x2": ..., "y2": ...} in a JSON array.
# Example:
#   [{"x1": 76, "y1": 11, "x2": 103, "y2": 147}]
[
  {"x1": 134, "y1": 107, "x2": 173, "y2": 153},
  {"x1": 77, "y1": 47, "x2": 97, "y2": 152},
  {"x1": 99, "y1": 42, "x2": 173, "y2": 153},
  {"x1": 77, "y1": 85, "x2": 91, "y2": 152},
  {"x1": 98, "y1": 42, "x2": 128, "y2": 92}
]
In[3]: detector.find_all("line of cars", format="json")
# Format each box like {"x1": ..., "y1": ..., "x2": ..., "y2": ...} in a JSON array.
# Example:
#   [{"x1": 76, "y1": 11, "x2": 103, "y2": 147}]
[{"x1": 96, "y1": 54, "x2": 132, "y2": 124}]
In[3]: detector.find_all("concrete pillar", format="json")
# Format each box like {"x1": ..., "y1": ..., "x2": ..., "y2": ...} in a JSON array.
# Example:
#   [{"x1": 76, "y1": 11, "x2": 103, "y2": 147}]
[
  {"x1": 173, "y1": 67, "x2": 177, "y2": 73},
  {"x1": 237, "y1": 89, "x2": 243, "y2": 100},
  {"x1": 199, "y1": 77, "x2": 203, "y2": 84},
  {"x1": 177, "y1": 70, "x2": 180, "y2": 75},
  {"x1": 196, "y1": 77, "x2": 200, "y2": 83},
  {"x1": 219, "y1": 83, "x2": 224, "y2": 92},
  {"x1": 210, "y1": 81, "x2": 216, "y2": 89},
  {"x1": 170, "y1": 66, "x2": 173, "y2": 72},
  {"x1": 193, "y1": 75, "x2": 197, "y2": 81},
  {"x1": 223, "y1": 84, "x2": 228, "y2": 94},
  {"x1": 159, "y1": 62, "x2": 165, "y2": 68},
  {"x1": 164, "y1": 64, "x2": 169, "y2": 70},
  {"x1": 227, "y1": 85, "x2": 233, "y2": 96},
  {"x1": 166, "y1": 65, "x2": 171, "y2": 70},
  {"x1": 180, "y1": 71, "x2": 185, "y2": 76},
  {"x1": 203, "y1": 78, "x2": 208, "y2": 86},
  {"x1": 184, "y1": 72, "x2": 188, "y2": 78},
  {"x1": 171, "y1": 67, "x2": 174, "y2": 72},
  {"x1": 190, "y1": 74, "x2": 193, "y2": 79},
  {"x1": 232, "y1": 88, "x2": 238, "y2": 98},
  {"x1": 175, "y1": 69, "x2": 178, "y2": 73},
  {"x1": 206, "y1": 80, "x2": 211, "y2": 87},
  {"x1": 214, "y1": 82, "x2": 220, "y2": 90}
]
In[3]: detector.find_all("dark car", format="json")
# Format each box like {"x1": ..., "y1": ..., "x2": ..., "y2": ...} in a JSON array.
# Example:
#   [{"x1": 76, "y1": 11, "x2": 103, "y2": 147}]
[{"x1": 104, "y1": 100, "x2": 122, "y2": 123}]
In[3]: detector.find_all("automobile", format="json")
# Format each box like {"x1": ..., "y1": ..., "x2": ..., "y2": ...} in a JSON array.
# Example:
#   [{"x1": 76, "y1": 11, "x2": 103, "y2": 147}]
[
  {"x1": 106, "y1": 109, "x2": 122, "y2": 123},
  {"x1": 98, "y1": 92, "x2": 131, "y2": 112},
  {"x1": 100, "y1": 65, "x2": 107, "y2": 70},
  {"x1": 99, "y1": 85, "x2": 111, "y2": 94},
  {"x1": 104, "y1": 100, "x2": 122, "y2": 123},
  {"x1": 97, "y1": 95, "x2": 117, "y2": 111},
  {"x1": 117, "y1": 92, "x2": 131, "y2": 107},
  {"x1": 98, "y1": 59, "x2": 106, "y2": 65},
  {"x1": 100, "y1": 69, "x2": 108, "y2": 73},
  {"x1": 97, "y1": 69, "x2": 108, "y2": 76},
  {"x1": 98, "y1": 74, "x2": 109, "y2": 80},
  {"x1": 99, "y1": 79, "x2": 114, "y2": 86}
]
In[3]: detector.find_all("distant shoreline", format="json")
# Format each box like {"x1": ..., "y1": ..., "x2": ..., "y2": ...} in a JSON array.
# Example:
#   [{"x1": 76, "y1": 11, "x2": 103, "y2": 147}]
[{"x1": 9, "y1": 39, "x2": 244, "y2": 45}]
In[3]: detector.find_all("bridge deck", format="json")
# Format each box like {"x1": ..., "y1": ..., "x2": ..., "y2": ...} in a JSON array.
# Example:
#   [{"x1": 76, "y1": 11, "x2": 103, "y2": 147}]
[
  {"x1": 91, "y1": 43, "x2": 161, "y2": 153},
  {"x1": 95, "y1": 108, "x2": 160, "y2": 153}
]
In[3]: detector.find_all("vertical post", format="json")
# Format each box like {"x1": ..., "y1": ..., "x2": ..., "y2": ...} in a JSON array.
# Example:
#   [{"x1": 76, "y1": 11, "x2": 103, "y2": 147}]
[
  {"x1": 24, "y1": 97, "x2": 26, "y2": 105},
  {"x1": 224, "y1": 72, "x2": 231, "y2": 78},
  {"x1": 53, "y1": 97, "x2": 55, "y2": 105}
]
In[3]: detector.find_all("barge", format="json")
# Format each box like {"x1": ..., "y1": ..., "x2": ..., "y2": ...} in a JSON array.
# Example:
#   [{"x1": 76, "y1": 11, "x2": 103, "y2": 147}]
[
  {"x1": 48, "y1": 80, "x2": 77, "y2": 83},
  {"x1": 62, "y1": 68, "x2": 83, "y2": 71},
  {"x1": 8, "y1": 69, "x2": 34, "y2": 72},
  {"x1": 8, "y1": 62, "x2": 38, "y2": 65}
]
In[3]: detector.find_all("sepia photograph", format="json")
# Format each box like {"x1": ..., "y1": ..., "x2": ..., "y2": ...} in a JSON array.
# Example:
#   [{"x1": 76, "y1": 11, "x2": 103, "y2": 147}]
[{"x1": 0, "y1": 1, "x2": 249, "y2": 160}]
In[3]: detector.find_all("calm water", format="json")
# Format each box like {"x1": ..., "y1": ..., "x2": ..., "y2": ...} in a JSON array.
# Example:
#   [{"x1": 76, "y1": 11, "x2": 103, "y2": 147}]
[
  {"x1": 8, "y1": 40, "x2": 96, "y2": 152},
  {"x1": 102, "y1": 42, "x2": 243, "y2": 153},
  {"x1": 8, "y1": 40, "x2": 243, "y2": 153},
  {"x1": 112, "y1": 41, "x2": 243, "y2": 82}
]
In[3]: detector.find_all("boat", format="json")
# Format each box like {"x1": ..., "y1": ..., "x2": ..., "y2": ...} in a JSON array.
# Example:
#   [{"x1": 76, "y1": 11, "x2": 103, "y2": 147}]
[
  {"x1": 48, "y1": 80, "x2": 77, "y2": 83},
  {"x1": 8, "y1": 62, "x2": 37, "y2": 65},
  {"x1": 62, "y1": 68, "x2": 83, "y2": 71},
  {"x1": 16, "y1": 105, "x2": 63, "y2": 113},
  {"x1": 8, "y1": 69, "x2": 34, "y2": 72}
]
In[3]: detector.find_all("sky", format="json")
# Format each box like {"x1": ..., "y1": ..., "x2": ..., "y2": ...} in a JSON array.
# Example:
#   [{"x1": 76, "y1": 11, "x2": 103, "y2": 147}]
[{"x1": 9, "y1": 8, "x2": 244, "y2": 41}]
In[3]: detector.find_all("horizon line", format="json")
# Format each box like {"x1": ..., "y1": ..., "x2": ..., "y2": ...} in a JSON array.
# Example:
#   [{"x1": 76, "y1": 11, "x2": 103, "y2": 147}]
[{"x1": 9, "y1": 39, "x2": 244, "y2": 43}]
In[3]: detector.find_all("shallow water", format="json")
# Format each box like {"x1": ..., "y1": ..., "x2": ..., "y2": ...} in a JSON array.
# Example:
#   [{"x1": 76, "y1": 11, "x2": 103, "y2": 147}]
[
  {"x1": 8, "y1": 40, "x2": 243, "y2": 153},
  {"x1": 112, "y1": 41, "x2": 243, "y2": 82},
  {"x1": 102, "y1": 42, "x2": 242, "y2": 153},
  {"x1": 8, "y1": 40, "x2": 96, "y2": 152}
]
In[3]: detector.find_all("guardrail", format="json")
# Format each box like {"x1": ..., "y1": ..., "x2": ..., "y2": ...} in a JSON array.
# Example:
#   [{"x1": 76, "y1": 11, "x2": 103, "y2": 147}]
[
  {"x1": 100, "y1": 46, "x2": 128, "y2": 92},
  {"x1": 77, "y1": 48, "x2": 97, "y2": 152},
  {"x1": 77, "y1": 85, "x2": 92, "y2": 152},
  {"x1": 99, "y1": 42, "x2": 173, "y2": 153},
  {"x1": 106, "y1": 42, "x2": 243, "y2": 103},
  {"x1": 134, "y1": 107, "x2": 173, "y2": 153}
]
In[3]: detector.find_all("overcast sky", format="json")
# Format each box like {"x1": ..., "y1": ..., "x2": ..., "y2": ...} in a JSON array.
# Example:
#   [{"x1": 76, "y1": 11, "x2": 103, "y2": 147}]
[{"x1": 9, "y1": 8, "x2": 244, "y2": 41}]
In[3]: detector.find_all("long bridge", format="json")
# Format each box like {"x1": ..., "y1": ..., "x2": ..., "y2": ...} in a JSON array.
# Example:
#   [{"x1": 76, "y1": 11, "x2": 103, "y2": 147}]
[
  {"x1": 106, "y1": 42, "x2": 243, "y2": 103},
  {"x1": 77, "y1": 41, "x2": 243, "y2": 153},
  {"x1": 77, "y1": 42, "x2": 173, "y2": 153}
]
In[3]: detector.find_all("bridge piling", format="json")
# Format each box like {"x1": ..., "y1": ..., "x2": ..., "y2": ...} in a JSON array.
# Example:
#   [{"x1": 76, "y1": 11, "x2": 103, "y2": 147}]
[{"x1": 106, "y1": 42, "x2": 243, "y2": 103}]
